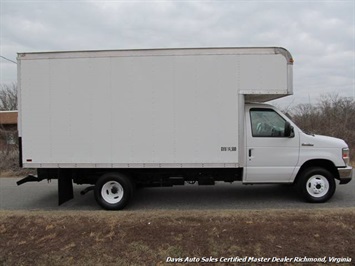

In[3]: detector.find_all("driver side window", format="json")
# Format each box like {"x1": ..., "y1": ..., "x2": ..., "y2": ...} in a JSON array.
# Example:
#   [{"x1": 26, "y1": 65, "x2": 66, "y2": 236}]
[{"x1": 250, "y1": 108, "x2": 287, "y2": 137}]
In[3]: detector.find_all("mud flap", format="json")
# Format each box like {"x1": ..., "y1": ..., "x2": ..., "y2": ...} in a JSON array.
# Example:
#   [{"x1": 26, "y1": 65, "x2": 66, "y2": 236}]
[{"x1": 58, "y1": 169, "x2": 74, "y2": 205}]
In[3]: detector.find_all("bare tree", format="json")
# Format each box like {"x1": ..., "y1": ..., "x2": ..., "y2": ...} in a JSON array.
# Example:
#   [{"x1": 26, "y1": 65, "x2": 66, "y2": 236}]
[
  {"x1": 0, "y1": 83, "x2": 17, "y2": 110},
  {"x1": 291, "y1": 93, "x2": 355, "y2": 160},
  {"x1": 0, "y1": 83, "x2": 19, "y2": 171},
  {"x1": 291, "y1": 103, "x2": 319, "y2": 134}
]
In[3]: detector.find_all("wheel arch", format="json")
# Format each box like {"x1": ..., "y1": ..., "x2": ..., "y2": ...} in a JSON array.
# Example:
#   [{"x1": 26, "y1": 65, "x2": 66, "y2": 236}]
[{"x1": 294, "y1": 159, "x2": 339, "y2": 184}]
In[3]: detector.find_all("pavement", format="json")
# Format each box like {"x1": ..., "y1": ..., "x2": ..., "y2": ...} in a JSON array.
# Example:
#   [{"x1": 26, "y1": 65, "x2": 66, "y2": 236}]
[{"x1": 0, "y1": 173, "x2": 354, "y2": 211}]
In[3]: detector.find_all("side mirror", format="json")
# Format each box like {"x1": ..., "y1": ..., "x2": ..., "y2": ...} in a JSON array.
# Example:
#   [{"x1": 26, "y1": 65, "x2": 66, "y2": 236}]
[{"x1": 284, "y1": 121, "x2": 294, "y2": 138}]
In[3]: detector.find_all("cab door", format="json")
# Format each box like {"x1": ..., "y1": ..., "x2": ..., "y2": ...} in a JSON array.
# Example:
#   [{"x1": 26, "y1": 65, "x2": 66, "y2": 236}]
[{"x1": 245, "y1": 107, "x2": 299, "y2": 183}]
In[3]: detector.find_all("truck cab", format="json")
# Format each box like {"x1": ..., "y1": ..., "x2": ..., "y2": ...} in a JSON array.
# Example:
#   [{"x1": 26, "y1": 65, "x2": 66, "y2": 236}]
[{"x1": 245, "y1": 103, "x2": 352, "y2": 202}]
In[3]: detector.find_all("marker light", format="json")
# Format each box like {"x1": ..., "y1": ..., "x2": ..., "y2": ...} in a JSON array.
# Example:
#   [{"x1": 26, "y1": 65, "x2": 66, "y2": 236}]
[{"x1": 342, "y1": 148, "x2": 350, "y2": 165}]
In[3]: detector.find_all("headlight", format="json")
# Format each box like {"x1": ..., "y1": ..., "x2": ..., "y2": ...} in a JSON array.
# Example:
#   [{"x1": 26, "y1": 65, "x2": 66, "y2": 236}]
[{"x1": 342, "y1": 148, "x2": 350, "y2": 165}]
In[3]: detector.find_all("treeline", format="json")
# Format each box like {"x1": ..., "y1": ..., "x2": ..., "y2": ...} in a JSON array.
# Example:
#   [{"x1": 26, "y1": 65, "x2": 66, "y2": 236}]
[
  {"x1": 0, "y1": 84, "x2": 21, "y2": 175},
  {"x1": 289, "y1": 94, "x2": 355, "y2": 161},
  {"x1": 0, "y1": 83, "x2": 17, "y2": 111}
]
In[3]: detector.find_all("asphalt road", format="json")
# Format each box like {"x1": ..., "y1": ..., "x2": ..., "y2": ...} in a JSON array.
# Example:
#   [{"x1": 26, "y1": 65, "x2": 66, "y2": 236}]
[{"x1": 0, "y1": 174, "x2": 354, "y2": 211}]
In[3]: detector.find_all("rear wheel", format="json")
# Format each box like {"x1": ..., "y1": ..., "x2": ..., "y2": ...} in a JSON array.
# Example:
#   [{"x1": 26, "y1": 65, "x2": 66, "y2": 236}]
[
  {"x1": 297, "y1": 167, "x2": 336, "y2": 203},
  {"x1": 94, "y1": 173, "x2": 133, "y2": 210}
]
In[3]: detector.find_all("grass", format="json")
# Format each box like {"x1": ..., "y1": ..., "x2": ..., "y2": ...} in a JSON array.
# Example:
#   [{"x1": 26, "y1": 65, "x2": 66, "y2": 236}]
[{"x1": 0, "y1": 209, "x2": 354, "y2": 266}]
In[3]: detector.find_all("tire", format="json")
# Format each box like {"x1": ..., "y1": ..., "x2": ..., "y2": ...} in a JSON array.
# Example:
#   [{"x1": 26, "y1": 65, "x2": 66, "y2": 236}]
[
  {"x1": 296, "y1": 167, "x2": 336, "y2": 203},
  {"x1": 94, "y1": 173, "x2": 133, "y2": 210}
]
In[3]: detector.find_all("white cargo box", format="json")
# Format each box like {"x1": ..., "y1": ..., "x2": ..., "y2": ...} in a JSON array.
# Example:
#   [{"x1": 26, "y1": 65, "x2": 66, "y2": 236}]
[{"x1": 17, "y1": 47, "x2": 293, "y2": 168}]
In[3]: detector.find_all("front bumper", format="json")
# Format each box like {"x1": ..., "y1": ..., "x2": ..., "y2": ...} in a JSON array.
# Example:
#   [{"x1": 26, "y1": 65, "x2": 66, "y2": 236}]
[{"x1": 338, "y1": 166, "x2": 353, "y2": 184}]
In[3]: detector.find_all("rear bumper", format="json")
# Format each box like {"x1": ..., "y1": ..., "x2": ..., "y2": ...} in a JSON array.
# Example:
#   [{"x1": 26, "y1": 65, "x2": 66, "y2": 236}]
[
  {"x1": 338, "y1": 166, "x2": 353, "y2": 184},
  {"x1": 17, "y1": 175, "x2": 46, "y2": 185}
]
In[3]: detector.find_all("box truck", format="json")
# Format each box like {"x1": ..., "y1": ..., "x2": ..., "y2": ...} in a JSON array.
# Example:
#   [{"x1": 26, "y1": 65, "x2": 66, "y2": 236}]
[{"x1": 16, "y1": 47, "x2": 352, "y2": 210}]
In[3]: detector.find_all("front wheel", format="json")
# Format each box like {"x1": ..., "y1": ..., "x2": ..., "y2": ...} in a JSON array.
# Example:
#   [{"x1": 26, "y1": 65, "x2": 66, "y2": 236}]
[
  {"x1": 296, "y1": 167, "x2": 336, "y2": 203},
  {"x1": 94, "y1": 173, "x2": 133, "y2": 210}
]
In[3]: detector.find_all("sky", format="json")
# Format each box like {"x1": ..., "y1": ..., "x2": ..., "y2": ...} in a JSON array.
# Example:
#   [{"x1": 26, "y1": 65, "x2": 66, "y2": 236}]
[{"x1": 0, "y1": 0, "x2": 354, "y2": 108}]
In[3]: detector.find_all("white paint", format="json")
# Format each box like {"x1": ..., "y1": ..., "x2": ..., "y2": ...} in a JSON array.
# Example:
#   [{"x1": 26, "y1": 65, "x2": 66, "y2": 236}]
[{"x1": 18, "y1": 47, "x2": 292, "y2": 168}]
